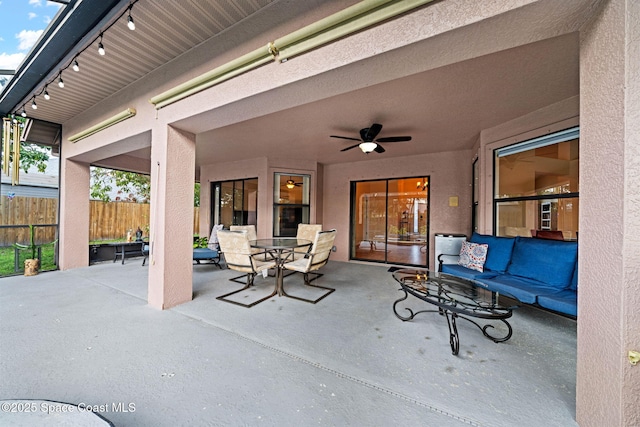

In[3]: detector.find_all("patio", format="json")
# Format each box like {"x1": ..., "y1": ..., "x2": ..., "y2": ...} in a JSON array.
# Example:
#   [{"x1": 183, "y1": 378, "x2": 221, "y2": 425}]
[{"x1": 0, "y1": 260, "x2": 577, "y2": 426}]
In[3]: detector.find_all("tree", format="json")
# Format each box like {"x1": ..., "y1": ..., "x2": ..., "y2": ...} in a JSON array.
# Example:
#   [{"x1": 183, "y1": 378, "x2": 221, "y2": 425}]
[
  {"x1": 90, "y1": 168, "x2": 150, "y2": 203},
  {"x1": 18, "y1": 144, "x2": 50, "y2": 173},
  {"x1": 90, "y1": 167, "x2": 200, "y2": 207}
]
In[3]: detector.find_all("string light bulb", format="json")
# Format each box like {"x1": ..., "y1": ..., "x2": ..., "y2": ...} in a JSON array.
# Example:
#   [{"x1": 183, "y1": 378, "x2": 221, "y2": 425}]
[
  {"x1": 98, "y1": 33, "x2": 105, "y2": 55},
  {"x1": 72, "y1": 59, "x2": 80, "y2": 72},
  {"x1": 43, "y1": 86, "x2": 50, "y2": 100},
  {"x1": 12, "y1": 114, "x2": 18, "y2": 124},
  {"x1": 127, "y1": 6, "x2": 135, "y2": 30},
  {"x1": 31, "y1": 97, "x2": 37, "y2": 110},
  {"x1": 21, "y1": 107, "x2": 27, "y2": 117},
  {"x1": 58, "y1": 74, "x2": 64, "y2": 88}
]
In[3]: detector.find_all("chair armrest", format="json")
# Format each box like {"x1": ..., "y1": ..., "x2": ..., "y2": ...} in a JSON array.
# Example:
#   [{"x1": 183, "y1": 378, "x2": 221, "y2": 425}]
[{"x1": 437, "y1": 253, "x2": 459, "y2": 272}]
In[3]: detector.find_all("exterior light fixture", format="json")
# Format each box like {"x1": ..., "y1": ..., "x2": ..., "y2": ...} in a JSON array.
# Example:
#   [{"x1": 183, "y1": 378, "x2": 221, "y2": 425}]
[
  {"x1": 359, "y1": 142, "x2": 377, "y2": 153},
  {"x1": 72, "y1": 59, "x2": 80, "y2": 72},
  {"x1": 98, "y1": 34, "x2": 105, "y2": 56},
  {"x1": 43, "y1": 86, "x2": 50, "y2": 100},
  {"x1": 58, "y1": 74, "x2": 64, "y2": 88}
]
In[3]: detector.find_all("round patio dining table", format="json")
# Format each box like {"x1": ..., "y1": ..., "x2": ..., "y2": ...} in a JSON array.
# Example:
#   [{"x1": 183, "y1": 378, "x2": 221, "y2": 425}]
[{"x1": 249, "y1": 238, "x2": 312, "y2": 297}]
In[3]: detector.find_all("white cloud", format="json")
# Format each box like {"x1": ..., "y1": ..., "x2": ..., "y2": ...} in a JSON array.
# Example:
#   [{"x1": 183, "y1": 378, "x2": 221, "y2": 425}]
[
  {"x1": 28, "y1": 12, "x2": 37, "y2": 19},
  {"x1": 29, "y1": 0, "x2": 42, "y2": 6},
  {"x1": 0, "y1": 52, "x2": 26, "y2": 70},
  {"x1": 43, "y1": 15, "x2": 52, "y2": 24},
  {"x1": 16, "y1": 29, "x2": 43, "y2": 51},
  {"x1": 46, "y1": 1, "x2": 61, "y2": 6}
]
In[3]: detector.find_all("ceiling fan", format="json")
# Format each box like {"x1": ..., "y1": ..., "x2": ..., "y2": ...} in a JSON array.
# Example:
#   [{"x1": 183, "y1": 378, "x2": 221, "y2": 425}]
[
  {"x1": 283, "y1": 176, "x2": 303, "y2": 189},
  {"x1": 330, "y1": 123, "x2": 412, "y2": 153}
]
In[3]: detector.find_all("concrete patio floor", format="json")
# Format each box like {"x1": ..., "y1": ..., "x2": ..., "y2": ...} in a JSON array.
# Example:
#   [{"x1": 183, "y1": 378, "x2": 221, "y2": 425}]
[{"x1": 0, "y1": 259, "x2": 577, "y2": 426}]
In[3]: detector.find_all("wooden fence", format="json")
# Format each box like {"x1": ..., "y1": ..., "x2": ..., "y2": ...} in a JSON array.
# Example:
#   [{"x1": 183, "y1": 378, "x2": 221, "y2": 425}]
[{"x1": 0, "y1": 196, "x2": 200, "y2": 246}]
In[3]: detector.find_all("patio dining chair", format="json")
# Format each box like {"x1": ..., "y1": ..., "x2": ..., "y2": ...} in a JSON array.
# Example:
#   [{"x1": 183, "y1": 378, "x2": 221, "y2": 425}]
[
  {"x1": 216, "y1": 230, "x2": 276, "y2": 307},
  {"x1": 282, "y1": 229, "x2": 337, "y2": 304},
  {"x1": 230, "y1": 225, "x2": 262, "y2": 256},
  {"x1": 293, "y1": 223, "x2": 322, "y2": 260}
]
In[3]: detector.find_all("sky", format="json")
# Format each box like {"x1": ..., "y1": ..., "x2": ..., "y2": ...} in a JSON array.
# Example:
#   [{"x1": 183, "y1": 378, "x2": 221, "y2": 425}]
[{"x1": 0, "y1": 0, "x2": 63, "y2": 88}]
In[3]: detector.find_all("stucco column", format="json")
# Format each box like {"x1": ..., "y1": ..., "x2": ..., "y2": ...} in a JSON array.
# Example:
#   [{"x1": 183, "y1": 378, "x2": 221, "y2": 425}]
[
  {"x1": 578, "y1": 0, "x2": 640, "y2": 425},
  {"x1": 147, "y1": 125, "x2": 195, "y2": 309},
  {"x1": 58, "y1": 158, "x2": 90, "y2": 270}
]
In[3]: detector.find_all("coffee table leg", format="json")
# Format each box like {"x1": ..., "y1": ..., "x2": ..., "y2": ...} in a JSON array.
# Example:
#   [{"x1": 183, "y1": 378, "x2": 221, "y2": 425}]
[{"x1": 445, "y1": 311, "x2": 460, "y2": 355}]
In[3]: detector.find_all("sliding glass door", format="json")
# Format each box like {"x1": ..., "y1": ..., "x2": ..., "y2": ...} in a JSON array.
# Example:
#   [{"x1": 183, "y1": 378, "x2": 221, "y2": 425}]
[{"x1": 351, "y1": 177, "x2": 429, "y2": 267}]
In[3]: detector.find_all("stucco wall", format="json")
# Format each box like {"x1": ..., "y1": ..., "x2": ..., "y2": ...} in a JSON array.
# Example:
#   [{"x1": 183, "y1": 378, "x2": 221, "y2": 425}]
[{"x1": 323, "y1": 149, "x2": 473, "y2": 267}]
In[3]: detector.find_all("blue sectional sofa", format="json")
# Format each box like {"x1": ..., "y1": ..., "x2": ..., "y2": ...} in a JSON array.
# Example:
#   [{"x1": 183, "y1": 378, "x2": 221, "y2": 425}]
[{"x1": 439, "y1": 233, "x2": 578, "y2": 317}]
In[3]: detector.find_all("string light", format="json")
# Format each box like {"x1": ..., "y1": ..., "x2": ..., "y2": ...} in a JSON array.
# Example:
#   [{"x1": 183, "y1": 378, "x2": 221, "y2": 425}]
[
  {"x1": 14, "y1": 0, "x2": 140, "y2": 117},
  {"x1": 127, "y1": 5, "x2": 135, "y2": 30},
  {"x1": 98, "y1": 33, "x2": 105, "y2": 56}
]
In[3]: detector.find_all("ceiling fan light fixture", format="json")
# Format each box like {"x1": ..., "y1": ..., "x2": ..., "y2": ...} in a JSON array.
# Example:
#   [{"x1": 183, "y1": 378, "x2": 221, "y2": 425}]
[
  {"x1": 286, "y1": 179, "x2": 296, "y2": 189},
  {"x1": 359, "y1": 142, "x2": 377, "y2": 153}
]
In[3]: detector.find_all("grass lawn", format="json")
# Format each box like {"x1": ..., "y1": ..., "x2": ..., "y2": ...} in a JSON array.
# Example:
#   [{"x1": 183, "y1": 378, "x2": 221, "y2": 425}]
[{"x1": 0, "y1": 245, "x2": 57, "y2": 277}]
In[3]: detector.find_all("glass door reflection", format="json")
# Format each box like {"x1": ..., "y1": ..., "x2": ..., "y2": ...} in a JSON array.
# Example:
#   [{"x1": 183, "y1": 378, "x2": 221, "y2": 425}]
[{"x1": 352, "y1": 177, "x2": 429, "y2": 267}]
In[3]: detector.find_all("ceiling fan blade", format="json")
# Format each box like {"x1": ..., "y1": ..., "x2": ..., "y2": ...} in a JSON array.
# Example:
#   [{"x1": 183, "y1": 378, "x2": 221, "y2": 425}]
[
  {"x1": 364, "y1": 123, "x2": 383, "y2": 141},
  {"x1": 340, "y1": 143, "x2": 361, "y2": 152},
  {"x1": 330, "y1": 135, "x2": 360, "y2": 141},
  {"x1": 376, "y1": 136, "x2": 412, "y2": 143},
  {"x1": 374, "y1": 144, "x2": 386, "y2": 153}
]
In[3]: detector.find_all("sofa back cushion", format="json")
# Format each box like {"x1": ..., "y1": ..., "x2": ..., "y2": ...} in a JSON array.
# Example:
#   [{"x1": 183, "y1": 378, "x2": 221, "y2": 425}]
[
  {"x1": 469, "y1": 233, "x2": 515, "y2": 273},
  {"x1": 506, "y1": 237, "x2": 578, "y2": 288}
]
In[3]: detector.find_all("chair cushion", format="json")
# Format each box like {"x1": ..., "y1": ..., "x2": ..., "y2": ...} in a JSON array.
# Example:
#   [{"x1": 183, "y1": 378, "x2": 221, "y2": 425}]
[
  {"x1": 193, "y1": 248, "x2": 218, "y2": 260},
  {"x1": 469, "y1": 233, "x2": 515, "y2": 273},
  {"x1": 457, "y1": 241, "x2": 488, "y2": 272},
  {"x1": 537, "y1": 290, "x2": 577, "y2": 317},
  {"x1": 506, "y1": 237, "x2": 577, "y2": 289}
]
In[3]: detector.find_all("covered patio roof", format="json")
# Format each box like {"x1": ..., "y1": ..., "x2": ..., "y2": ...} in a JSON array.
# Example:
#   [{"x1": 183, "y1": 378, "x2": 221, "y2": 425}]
[{"x1": 1, "y1": 0, "x2": 588, "y2": 168}]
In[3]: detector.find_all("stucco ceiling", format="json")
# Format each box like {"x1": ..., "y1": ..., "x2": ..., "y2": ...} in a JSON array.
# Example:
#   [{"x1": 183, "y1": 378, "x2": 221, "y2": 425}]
[{"x1": 193, "y1": 32, "x2": 579, "y2": 166}]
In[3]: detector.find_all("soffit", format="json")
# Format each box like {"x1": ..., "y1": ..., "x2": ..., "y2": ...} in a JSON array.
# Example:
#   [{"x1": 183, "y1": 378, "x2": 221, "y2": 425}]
[{"x1": 15, "y1": 0, "x2": 276, "y2": 124}]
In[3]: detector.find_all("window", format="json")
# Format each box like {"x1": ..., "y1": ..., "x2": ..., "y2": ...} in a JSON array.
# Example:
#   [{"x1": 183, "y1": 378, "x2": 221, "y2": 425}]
[
  {"x1": 273, "y1": 173, "x2": 310, "y2": 237},
  {"x1": 210, "y1": 178, "x2": 258, "y2": 228},
  {"x1": 351, "y1": 177, "x2": 429, "y2": 267},
  {"x1": 494, "y1": 127, "x2": 579, "y2": 240}
]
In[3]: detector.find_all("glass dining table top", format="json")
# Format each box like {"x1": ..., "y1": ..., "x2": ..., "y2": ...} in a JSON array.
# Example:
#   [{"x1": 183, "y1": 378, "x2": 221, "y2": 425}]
[{"x1": 249, "y1": 238, "x2": 311, "y2": 250}]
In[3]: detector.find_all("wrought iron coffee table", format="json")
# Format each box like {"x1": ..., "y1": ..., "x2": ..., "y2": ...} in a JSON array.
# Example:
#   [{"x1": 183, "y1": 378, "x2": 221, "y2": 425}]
[{"x1": 391, "y1": 269, "x2": 518, "y2": 355}]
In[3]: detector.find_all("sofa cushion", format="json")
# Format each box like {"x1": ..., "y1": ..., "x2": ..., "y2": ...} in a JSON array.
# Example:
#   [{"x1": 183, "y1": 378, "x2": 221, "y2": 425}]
[
  {"x1": 441, "y1": 264, "x2": 499, "y2": 281},
  {"x1": 569, "y1": 262, "x2": 578, "y2": 291},
  {"x1": 537, "y1": 290, "x2": 577, "y2": 317},
  {"x1": 469, "y1": 233, "x2": 515, "y2": 273},
  {"x1": 506, "y1": 237, "x2": 577, "y2": 289},
  {"x1": 477, "y1": 275, "x2": 565, "y2": 305},
  {"x1": 457, "y1": 241, "x2": 488, "y2": 272}
]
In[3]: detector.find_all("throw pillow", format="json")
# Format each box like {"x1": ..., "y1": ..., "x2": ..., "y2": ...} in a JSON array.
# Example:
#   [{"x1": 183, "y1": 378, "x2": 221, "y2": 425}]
[{"x1": 458, "y1": 241, "x2": 489, "y2": 272}]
